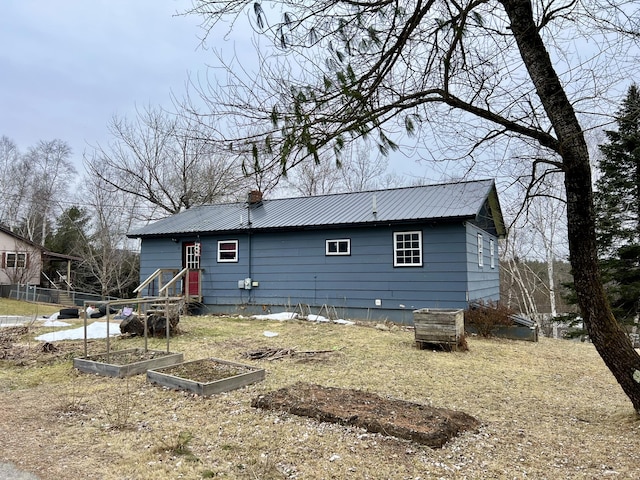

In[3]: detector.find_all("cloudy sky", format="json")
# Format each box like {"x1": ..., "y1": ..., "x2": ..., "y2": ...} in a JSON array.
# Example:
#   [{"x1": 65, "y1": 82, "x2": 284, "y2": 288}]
[
  {"x1": 0, "y1": 1, "x2": 434, "y2": 183},
  {"x1": 0, "y1": 0, "x2": 241, "y2": 171}
]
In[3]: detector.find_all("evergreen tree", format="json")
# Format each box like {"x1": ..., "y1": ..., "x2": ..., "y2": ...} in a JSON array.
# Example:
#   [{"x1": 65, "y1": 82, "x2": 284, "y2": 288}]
[
  {"x1": 45, "y1": 206, "x2": 89, "y2": 256},
  {"x1": 44, "y1": 206, "x2": 96, "y2": 291},
  {"x1": 595, "y1": 84, "x2": 640, "y2": 322}
]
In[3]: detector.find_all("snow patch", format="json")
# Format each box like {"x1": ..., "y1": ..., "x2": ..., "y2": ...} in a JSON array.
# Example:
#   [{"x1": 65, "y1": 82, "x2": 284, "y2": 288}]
[
  {"x1": 249, "y1": 311, "x2": 355, "y2": 325},
  {"x1": 42, "y1": 319, "x2": 71, "y2": 327},
  {"x1": 35, "y1": 321, "x2": 122, "y2": 342},
  {"x1": 333, "y1": 319, "x2": 355, "y2": 325},
  {"x1": 251, "y1": 312, "x2": 298, "y2": 321}
]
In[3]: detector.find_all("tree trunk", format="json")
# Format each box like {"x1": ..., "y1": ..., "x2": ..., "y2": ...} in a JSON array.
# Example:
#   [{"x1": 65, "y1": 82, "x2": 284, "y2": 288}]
[{"x1": 501, "y1": 0, "x2": 640, "y2": 413}]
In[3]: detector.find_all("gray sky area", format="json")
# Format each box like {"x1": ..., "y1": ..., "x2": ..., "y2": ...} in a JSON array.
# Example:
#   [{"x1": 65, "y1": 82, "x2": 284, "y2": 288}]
[
  {"x1": 0, "y1": 1, "x2": 432, "y2": 182},
  {"x1": 0, "y1": 1, "x2": 220, "y2": 170},
  {"x1": 7, "y1": 2, "x2": 623, "y2": 187}
]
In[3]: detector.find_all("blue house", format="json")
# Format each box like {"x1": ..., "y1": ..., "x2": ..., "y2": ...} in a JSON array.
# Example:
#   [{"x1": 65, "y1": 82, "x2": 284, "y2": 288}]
[{"x1": 128, "y1": 179, "x2": 506, "y2": 323}]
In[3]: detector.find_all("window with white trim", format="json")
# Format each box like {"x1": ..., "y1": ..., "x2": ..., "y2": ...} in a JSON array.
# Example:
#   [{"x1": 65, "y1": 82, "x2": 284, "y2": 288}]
[
  {"x1": 477, "y1": 233, "x2": 484, "y2": 267},
  {"x1": 217, "y1": 240, "x2": 238, "y2": 262},
  {"x1": 394, "y1": 231, "x2": 422, "y2": 266},
  {"x1": 326, "y1": 239, "x2": 350, "y2": 256},
  {"x1": 490, "y1": 239, "x2": 495, "y2": 269}
]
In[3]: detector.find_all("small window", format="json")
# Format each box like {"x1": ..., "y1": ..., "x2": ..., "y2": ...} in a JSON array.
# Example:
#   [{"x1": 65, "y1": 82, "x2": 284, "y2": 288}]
[
  {"x1": 6, "y1": 253, "x2": 16, "y2": 268},
  {"x1": 217, "y1": 240, "x2": 238, "y2": 262},
  {"x1": 490, "y1": 239, "x2": 495, "y2": 269},
  {"x1": 326, "y1": 239, "x2": 350, "y2": 256},
  {"x1": 478, "y1": 234, "x2": 484, "y2": 267},
  {"x1": 5, "y1": 252, "x2": 26, "y2": 268},
  {"x1": 394, "y1": 231, "x2": 422, "y2": 267}
]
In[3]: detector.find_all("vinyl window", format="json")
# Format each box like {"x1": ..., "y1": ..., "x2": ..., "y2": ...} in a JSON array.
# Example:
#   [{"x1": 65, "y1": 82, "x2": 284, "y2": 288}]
[
  {"x1": 326, "y1": 239, "x2": 351, "y2": 256},
  {"x1": 217, "y1": 240, "x2": 238, "y2": 262},
  {"x1": 490, "y1": 239, "x2": 495, "y2": 269},
  {"x1": 478, "y1": 234, "x2": 484, "y2": 267},
  {"x1": 394, "y1": 231, "x2": 422, "y2": 266}
]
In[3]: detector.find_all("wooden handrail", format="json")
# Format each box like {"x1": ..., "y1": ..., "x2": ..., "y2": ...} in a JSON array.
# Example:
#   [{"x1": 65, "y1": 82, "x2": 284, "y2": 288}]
[
  {"x1": 134, "y1": 267, "x2": 201, "y2": 304},
  {"x1": 133, "y1": 268, "x2": 163, "y2": 294},
  {"x1": 159, "y1": 267, "x2": 189, "y2": 296}
]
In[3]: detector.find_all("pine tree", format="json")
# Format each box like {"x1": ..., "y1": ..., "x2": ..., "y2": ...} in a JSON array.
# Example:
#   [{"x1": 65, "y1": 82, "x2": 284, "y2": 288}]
[
  {"x1": 595, "y1": 84, "x2": 640, "y2": 322},
  {"x1": 45, "y1": 206, "x2": 90, "y2": 256}
]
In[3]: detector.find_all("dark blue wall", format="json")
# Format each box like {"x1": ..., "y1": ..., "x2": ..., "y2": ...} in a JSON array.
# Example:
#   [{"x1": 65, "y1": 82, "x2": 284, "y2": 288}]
[
  {"x1": 138, "y1": 221, "x2": 500, "y2": 322},
  {"x1": 465, "y1": 222, "x2": 500, "y2": 303}
]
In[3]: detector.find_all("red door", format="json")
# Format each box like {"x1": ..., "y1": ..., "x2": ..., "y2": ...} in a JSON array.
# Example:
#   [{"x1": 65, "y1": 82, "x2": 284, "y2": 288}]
[{"x1": 184, "y1": 242, "x2": 201, "y2": 297}]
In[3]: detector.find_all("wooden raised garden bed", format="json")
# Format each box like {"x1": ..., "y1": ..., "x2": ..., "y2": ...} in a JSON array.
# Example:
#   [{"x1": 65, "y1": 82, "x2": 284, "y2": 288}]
[
  {"x1": 147, "y1": 357, "x2": 265, "y2": 396},
  {"x1": 413, "y1": 308, "x2": 464, "y2": 350},
  {"x1": 73, "y1": 349, "x2": 184, "y2": 378}
]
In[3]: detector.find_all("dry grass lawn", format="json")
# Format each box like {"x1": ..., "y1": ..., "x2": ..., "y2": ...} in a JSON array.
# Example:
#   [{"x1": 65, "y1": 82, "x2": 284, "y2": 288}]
[
  {"x1": 0, "y1": 298, "x2": 59, "y2": 318},
  {"x1": 1, "y1": 308, "x2": 640, "y2": 479}
]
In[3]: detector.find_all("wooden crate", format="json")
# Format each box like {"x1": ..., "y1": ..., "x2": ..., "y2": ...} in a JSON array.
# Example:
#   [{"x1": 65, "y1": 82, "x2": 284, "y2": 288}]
[{"x1": 413, "y1": 308, "x2": 464, "y2": 350}]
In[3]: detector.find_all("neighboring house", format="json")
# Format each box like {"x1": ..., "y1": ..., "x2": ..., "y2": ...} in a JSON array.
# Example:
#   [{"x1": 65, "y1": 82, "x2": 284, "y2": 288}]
[
  {"x1": 128, "y1": 179, "x2": 507, "y2": 323},
  {"x1": 0, "y1": 224, "x2": 80, "y2": 288},
  {"x1": 0, "y1": 225, "x2": 43, "y2": 285}
]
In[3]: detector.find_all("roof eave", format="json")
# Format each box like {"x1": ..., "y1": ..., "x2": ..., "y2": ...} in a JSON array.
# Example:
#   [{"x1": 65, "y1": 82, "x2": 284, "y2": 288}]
[
  {"x1": 128, "y1": 215, "x2": 477, "y2": 239},
  {"x1": 484, "y1": 183, "x2": 508, "y2": 239}
]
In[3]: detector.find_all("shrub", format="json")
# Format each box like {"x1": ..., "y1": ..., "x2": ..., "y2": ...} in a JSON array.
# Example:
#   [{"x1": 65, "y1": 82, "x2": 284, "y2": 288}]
[{"x1": 465, "y1": 300, "x2": 516, "y2": 337}]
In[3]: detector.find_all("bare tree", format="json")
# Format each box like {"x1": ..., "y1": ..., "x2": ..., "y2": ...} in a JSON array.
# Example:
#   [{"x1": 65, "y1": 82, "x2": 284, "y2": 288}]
[
  {"x1": 85, "y1": 183, "x2": 141, "y2": 298},
  {"x1": 45, "y1": 189, "x2": 140, "y2": 298},
  {"x1": 0, "y1": 136, "x2": 22, "y2": 228},
  {"x1": 339, "y1": 142, "x2": 405, "y2": 192},
  {"x1": 185, "y1": 0, "x2": 640, "y2": 410},
  {"x1": 86, "y1": 106, "x2": 248, "y2": 218},
  {"x1": 501, "y1": 230, "x2": 543, "y2": 319},
  {"x1": 11, "y1": 139, "x2": 76, "y2": 244},
  {"x1": 502, "y1": 163, "x2": 568, "y2": 326},
  {"x1": 529, "y1": 191, "x2": 567, "y2": 320},
  {"x1": 282, "y1": 141, "x2": 406, "y2": 195},
  {"x1": 283, "y1": 154, "x2": 344, "y2": 196}
]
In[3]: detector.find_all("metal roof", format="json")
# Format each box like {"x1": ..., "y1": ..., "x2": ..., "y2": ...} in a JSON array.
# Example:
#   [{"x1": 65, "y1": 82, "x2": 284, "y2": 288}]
[{"x1": 128, "y1": 179, "x2": 505, "y2": 238}]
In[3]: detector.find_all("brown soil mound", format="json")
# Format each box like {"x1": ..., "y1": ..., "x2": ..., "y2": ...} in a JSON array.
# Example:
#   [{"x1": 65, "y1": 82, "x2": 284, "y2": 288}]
[{"x1": 251, "y1": 382, "x2": 481, "y2": 448}]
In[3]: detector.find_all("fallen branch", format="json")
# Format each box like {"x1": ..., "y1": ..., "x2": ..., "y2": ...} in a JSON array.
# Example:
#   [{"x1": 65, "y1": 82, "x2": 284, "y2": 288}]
[{"x1": 243, "y1": 347, "x2": 338, "y2": 361}]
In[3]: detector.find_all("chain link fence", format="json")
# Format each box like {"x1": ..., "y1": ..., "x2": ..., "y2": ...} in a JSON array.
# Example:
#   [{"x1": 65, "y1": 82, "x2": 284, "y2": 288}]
[{"x1": 0, "y1": 284, "x2": 119, "y2": 306}]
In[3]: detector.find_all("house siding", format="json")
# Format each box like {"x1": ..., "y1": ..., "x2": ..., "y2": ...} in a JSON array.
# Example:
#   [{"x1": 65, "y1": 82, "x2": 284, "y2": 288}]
[
  {"x1": 0, "y1": 230, "x2": 42, "y2": 285},
  {"x1": 133, "y1": 181, "x2": 506, "y2": 323},
  {"x1": 465, "y1": 222, "x2": 500, "y2": 303},
  {"x1": 139, "y1": 221, "x2": 499, "y2": 322}
]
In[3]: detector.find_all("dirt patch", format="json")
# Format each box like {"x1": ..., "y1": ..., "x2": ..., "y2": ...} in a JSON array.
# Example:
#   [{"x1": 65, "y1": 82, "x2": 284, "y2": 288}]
[
  {"x1": 87, "y1": 349, "x2": 172, "y2": 365},
  {"x1": 0, "y1": 329, "x2": 103, "y2": 364},
  {"x1": 251, "y1": 382, "x2": 481, "y2": 448},
  {"x1": 0, "y1": 327, "x2": 29, "y2": 358},
  {"x1": 158, "y1": 359, "x2": 252, "y2": 383}
]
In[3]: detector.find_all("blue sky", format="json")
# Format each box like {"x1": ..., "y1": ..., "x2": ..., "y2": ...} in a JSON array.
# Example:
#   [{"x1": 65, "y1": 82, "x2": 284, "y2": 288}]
[{"x1": 0, "y1": 1, "x2": 220, "y2": 169}]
